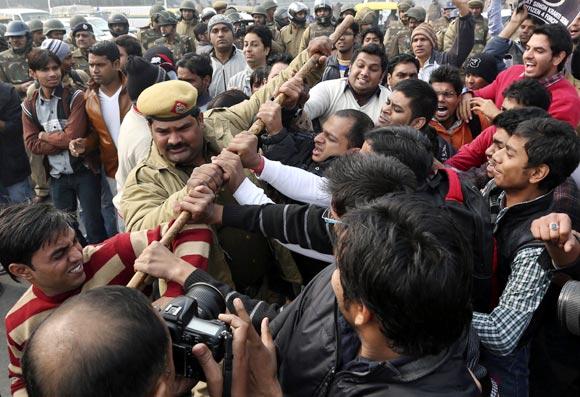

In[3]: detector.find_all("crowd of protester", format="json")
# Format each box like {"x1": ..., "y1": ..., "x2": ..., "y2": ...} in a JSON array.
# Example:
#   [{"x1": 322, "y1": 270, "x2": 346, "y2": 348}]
[{"x1": 0, "y1": 0, "x2": 579, "y2": 396}]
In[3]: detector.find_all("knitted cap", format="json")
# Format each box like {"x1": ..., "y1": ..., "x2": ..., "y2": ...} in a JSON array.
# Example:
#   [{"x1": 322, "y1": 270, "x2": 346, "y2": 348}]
[
  {"x1": 207, "y1": 14, "x2": 233, "y2": 33},
  {"x1": 40, "y1": 39, "x2": 71, "y2": 61},
  {"x1": 464, "y1": 53, "x2": 499, "y2": 84},
  {"x1": 125, "y1": 55, "x2": 169, "y2": 103},
  {"x1": 144, "y1": 45, "x2": 176, "y2": 73},
  {"x1": 411, "y1": 23, "x2": 437, "y2": 50}
]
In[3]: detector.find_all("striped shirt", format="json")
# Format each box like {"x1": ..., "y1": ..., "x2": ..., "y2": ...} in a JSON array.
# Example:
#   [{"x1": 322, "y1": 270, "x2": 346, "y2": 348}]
[{"x1": 5, "y1": 223, "x2": 212, "y2": 396}]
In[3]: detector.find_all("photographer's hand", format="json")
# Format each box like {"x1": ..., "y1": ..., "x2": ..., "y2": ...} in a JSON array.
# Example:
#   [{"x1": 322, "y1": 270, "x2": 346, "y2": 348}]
[
  {"x1": 192, "y1": 299, "x2": 250, "y2": 396},
  {"x1": 220, "y1": 299, "x2": 282, "y2": 397}
]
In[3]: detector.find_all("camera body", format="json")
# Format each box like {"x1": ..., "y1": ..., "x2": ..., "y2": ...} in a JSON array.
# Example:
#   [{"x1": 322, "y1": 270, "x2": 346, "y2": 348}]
[{"x1": 162, "y1": 283, "x2": 232, "y2": 379}]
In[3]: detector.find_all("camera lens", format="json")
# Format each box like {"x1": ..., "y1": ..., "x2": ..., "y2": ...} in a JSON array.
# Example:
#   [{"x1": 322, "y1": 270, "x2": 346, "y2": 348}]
[
  {"x1": 558, "y1": 280, "x2": 580, "y2": 336},
  {"x1": 186, "y1": 282, "x2": 226, "y2": 320}
]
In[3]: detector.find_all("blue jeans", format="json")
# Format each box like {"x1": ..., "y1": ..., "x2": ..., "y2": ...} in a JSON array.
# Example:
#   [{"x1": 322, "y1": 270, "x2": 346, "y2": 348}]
[
  {"x1": 50, "y1": 168, "x2": 107, "y2": 244},
  {"x1": 2, "y1": 179, "x2": 33, "y2": 203},
  {"x1": 481, "y1": 344, "x2": 530, "y2": 397},
  {"x1": 100, "y1": 171, "x2": 118, "y2": 237}
]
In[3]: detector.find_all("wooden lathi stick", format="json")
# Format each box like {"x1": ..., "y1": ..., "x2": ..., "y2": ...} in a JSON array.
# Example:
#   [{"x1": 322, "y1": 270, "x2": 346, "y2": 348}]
[{"x1": 248, "y1": 14, "x2": 355, "y2": 135}]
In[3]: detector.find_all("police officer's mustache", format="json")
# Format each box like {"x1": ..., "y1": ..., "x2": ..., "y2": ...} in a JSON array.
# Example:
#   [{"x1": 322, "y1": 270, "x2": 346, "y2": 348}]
[{"x1": 165, "y1": 143, "x2": 188, "y2": 151}]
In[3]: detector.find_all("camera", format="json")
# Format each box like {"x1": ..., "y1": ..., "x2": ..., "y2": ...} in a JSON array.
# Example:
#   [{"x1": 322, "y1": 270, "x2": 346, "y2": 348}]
[
  {"x1": 162, "y1": 282, "x2": 233, "y2": 379},
  {"x1": 558, "y1": 280, "x2": 580, "y2": 336}
]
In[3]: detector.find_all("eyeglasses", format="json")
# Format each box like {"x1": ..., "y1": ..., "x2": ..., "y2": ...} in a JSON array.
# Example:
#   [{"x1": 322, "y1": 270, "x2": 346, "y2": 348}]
[
  {"x1": 322, "y1": 208, "x2": 343, "y2": 226},
  {"x1": 434, "y1": 91, "x2": 458, "y2": 99}
]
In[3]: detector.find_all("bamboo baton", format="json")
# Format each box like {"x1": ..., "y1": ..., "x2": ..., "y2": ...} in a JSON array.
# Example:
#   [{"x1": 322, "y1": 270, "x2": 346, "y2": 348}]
[
  {"x1": 128, "y1": 15, "x2": 355, "y2": 289},
  {"x1": 248, "y1": 14, "x2": 355, "y2": 135},
  {"x1": 127, "y1": 210, "x2": 192, "y2": 289}
]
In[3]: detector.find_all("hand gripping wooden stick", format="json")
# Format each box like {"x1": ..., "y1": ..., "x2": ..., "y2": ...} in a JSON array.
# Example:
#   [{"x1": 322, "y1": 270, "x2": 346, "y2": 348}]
[
  {"x1": 128, "y1": 15, "x2": 355, "y2": 289},
  {"x1": 127, "y1": 211, "x2": 192, "y2": 289},
  {"x1": 247, "y1": 14, "x2": 355, "y2": 135}
]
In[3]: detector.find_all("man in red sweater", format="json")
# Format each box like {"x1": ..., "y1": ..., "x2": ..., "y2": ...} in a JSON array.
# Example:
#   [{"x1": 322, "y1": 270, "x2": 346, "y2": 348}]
[
  {"x1": 1, "y1": 203, "x2": 212, "y2": 396},
  {"x1": 459, "y1": 23, "x2": 580, "y2": 129}
]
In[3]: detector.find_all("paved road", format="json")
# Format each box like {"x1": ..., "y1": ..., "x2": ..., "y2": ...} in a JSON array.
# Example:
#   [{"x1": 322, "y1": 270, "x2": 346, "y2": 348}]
[{"x1": 0, "y1": 275, "x2": 27, "y2": 396}]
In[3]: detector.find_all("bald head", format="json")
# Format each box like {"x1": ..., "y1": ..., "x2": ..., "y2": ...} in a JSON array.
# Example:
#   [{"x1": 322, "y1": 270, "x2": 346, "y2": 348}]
[{"x1": 22, "y1": 286, "x2": 170, "y2": 397}]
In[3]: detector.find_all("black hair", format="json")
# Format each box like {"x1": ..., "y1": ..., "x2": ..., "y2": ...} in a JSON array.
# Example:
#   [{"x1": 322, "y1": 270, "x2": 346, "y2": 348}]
[
  {"x1": 88, "y1": 40, "x2": 120, "y2": 63},
  {"x1": 361, "y1": 26, "x2": 384, "y2": 45},
  {"x1": 429, "y1": 64, "x2": 463, "y2": 95},
  {"x1": 27, "y1": 48, "x2": 61, "y2": 71},
  {"x1": 250, "y1": 66, "x2": 270, "y2": 89},
  {"x1": 267, "y1": 52, "x2": 293, "y2": 66},
  {"x1": 245, "y1": 25, "x2": 272, "y2": 50},
  {"x1": 387, "y1": 53, "x2": 419, "y2": 75},
  {"x1": 337, "y1": 16, "x2": 360, "y2": 36},
  {"x1": 513, "y1": 118, "x2": 580, "y2": 191},
  {"x1": 336, "y1": 193, "x2": 473, "y2": 356},
  {"x1": 114, "y1": 34, "x2": 143, "y2": 57},
  {"x1": 493, "y1": 107, "x2": 550, "y2": 134},
  {"x1": 206, "y1": 89, "x2": 249, "y2": 109},
  {"x1": 351, "y1": 44, "x2": 388, "y2": 73},
  {"x1": 0, "y1": 204, "x2": 73, "y2": 281},
  {"x1": 364, "y1": 126, "x2": 433, "y2": 182},
  {"x1": 176, "y1": 52, "x2": 213, "y2": 78},
  {"x1": 333, "y1": 109, "x2": 374, "y2": 149},
  {"x1": 194, "y1": 22, "x2": 208, "y2": 39},
  {"x1": 392, "y1": 78, "x2": 437, "y2": 122},
  {"x1": 502, "y1": 78, "x2": 551, "y2": 110},
  {"x1": 326, "y1": 154, "x2": 417, "y2": 216},
  {"x1": 22, "y1": 286, "x2": 169, "y2": 397},
  {"x1": 532, "y1": 24, "x2": 573, "y2": 72}
]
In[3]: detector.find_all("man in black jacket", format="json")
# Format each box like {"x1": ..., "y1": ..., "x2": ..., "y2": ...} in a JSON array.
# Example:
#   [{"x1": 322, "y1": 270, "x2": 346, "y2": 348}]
[{"x1": 0, "y1": 82, "x2": 32, "y2": 203}]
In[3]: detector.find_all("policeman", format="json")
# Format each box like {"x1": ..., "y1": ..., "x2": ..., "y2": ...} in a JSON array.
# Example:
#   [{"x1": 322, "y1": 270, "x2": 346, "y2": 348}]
[
  {"x1": 355, "y1": 6, "x2": 379, "y2": 32},
  {"x1": 262, "y1": 0, "x2": 279, "y2": 34},
  {"x1": 27, "y1": 19, "x2": 44, "y2": 47},
  {"x1": 443, "y1": 0, "x2": 487, "y2": 57},
  {"x1": 108, "y1": 14, "x2": 130, "y2": 38},
  {"x1": 0, "y1": 25, "x2": 8, "y2": 52},
  {"x1": 176, "y1": 0, "x2": 198, "y2": 41},
  {"x1": 201, "y1": 7, "x2": 217, "y2": 23},
  {"x1": 278, "y1": 1, "x2": 308, "y2": 58},
  {"x1": 70, "y1": 23, "x2": 95, "y2": 74},
  {"x1": 390, "y1": 6, "x2": 425, "y2": 57},
  {"x1": 430, "y1": 1, "x2": 456, "y2": 49},
  {"x1": 274, "y1": 7, "x2": 289, "y2": 30},
  {"x1": 340, "y1": 5, "x2": 356, "y2": 18},
  {"x1": 427, "y1": 0, "x2": 442, "y2": 22},
  {"x1": 137, "y1": 4, "x2": 165, "y2": 50},
  {"x1": 384, "y1": 0, "x2": 414, "y2": 50},
  {"x1": 125, "y1": 79, "x2": 302, "y2": 296},
  {"x1": 66, "y1": 15, "x2": 87, "y2": 49},
  {"x1": 0, "y1": 21, "x2": 33, "y2": 96},
  {"x1": 298, "y1": 0, "x2": 334, "y2": 53},
  {"x1": 228, "y1": 12, "x2": 247, "y2": 50},
  {"x1": 251, "y1": 5, "x2": 268, "y2": 27},
  {"x1": 43, "y1": 19, "x2": 66, "y2": 42},
  {"x1": 213, "y1": 1, "x2": 228, "y2": 15},
  {"x1": 154, "y1": 11, "x2": 195, "y2": 62}
]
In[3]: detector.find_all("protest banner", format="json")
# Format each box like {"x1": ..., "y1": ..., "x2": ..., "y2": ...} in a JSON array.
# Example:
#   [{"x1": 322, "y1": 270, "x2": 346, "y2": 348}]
[{"x1": 519, "y1": 0, "x2": 579, "y2": 27}]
